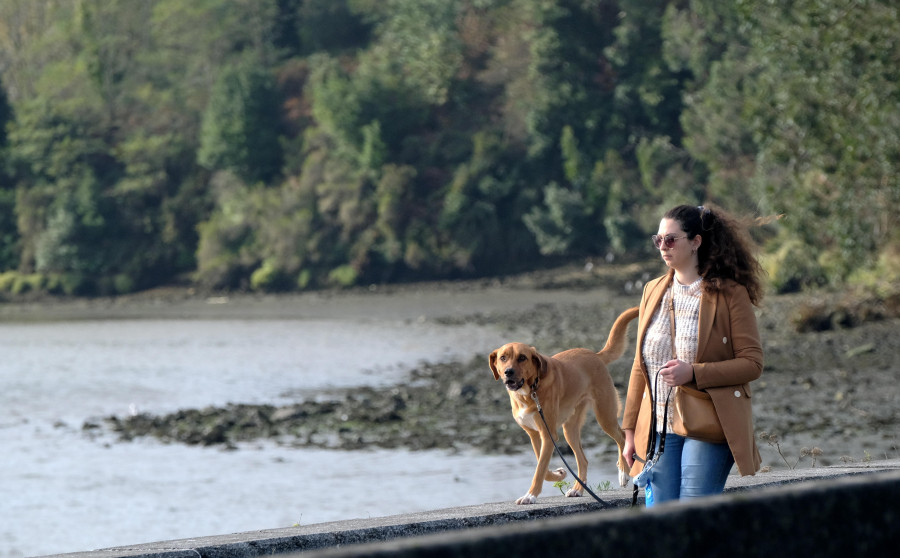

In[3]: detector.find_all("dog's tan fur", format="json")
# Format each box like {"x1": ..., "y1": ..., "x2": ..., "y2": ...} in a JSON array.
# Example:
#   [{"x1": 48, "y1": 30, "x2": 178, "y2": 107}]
[{"x1": 489, "y1": 307, "x2": 638, "y2": 505}]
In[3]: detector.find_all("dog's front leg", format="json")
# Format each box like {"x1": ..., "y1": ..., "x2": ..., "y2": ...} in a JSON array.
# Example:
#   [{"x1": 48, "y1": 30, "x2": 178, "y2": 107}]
[{"x1": 517, "y1": 424, "x2": 566, "y2": 505}]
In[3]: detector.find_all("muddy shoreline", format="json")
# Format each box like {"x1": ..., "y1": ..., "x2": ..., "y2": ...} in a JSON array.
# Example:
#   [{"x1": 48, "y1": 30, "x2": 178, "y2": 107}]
[{"x1": 13, "y1": 261, "x2": 896, "y2": 472}]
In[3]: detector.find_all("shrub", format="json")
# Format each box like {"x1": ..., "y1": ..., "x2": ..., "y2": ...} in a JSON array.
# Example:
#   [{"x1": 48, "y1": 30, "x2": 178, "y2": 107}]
[
  {"x1": 0, "y1": 271, "x2": 17, "y2": 292},
  {"x1": 112, "y1": 273, "x2": 136, "y2": 294},
  {"x1": 327, "y1": 265, "x2": 358, "y2": 288},
  {"x1": 10, "y1": 273, "x2": 44, "y2": 295},
  {"x1": 250, "y1": 261, "x2": 292, "y2": 292},
  {"x1": 297, "y1": 269, "x2": 312, "y2": 290},
  {"x1": 58, "y1": 273, "x2": 91, "y2": 296},
  {"x1": 763, "y1": 237, "x2": 826, "y2": 293}
]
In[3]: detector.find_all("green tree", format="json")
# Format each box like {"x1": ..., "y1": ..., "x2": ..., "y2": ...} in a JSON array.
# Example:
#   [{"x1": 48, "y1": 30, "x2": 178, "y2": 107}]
[
  {"x1": 742, "y1": 0, "x2": 899, "y2": 283},
  {"x1": 440, "y1": 130, "x2": 535, "y2": 272},
  {"x1": 524, "y1": 126, "x2": 595, "y2": 255},
  {"x1": 663, "y1": 0, "x2": 760, "y2": 209},
  {"x1": 518, "y1": 0, "x2": 690, "y2": 259},
  {"x1": 0, "y1": 81, "x2": 18, "y2": 270},
  {"x1": 1, "y1": 0, "x2": 896, "y2": 295},
  {"x1": 296, "y1": 0, "x2": 373, "y2": 54},
  {"x1": 198, "y1": 63, "x2": 284, "y2": 185},
  {"x1": 0, "y1": 80, "x2": 10, "y2": 149},
  {"x1": 4, "y1": 0, "x2": 228, "y2": 290},
  {"x1": 669, "y1": 0, "x2": 899, "y2": 288}
]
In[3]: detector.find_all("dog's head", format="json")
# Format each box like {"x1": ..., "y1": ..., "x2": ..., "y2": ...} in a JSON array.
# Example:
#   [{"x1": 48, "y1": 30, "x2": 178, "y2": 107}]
[{"x1": 489, "y1": 343, "x2": 548, "y2": 393}]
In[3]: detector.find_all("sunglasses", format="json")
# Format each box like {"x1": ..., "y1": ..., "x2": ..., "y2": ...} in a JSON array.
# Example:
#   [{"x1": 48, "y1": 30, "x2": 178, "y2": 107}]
[{"x1": 651, "y1": 234, "x2": 687, "y2": 249}]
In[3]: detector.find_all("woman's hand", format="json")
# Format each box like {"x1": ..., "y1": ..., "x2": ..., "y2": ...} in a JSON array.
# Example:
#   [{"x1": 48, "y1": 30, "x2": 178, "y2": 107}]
[
  {"x1": 659, "y1": 359, "x2": 694, "y2": 387},
  {"x1": 623, "y1": 429, "x2": 636, "y2": 468}
]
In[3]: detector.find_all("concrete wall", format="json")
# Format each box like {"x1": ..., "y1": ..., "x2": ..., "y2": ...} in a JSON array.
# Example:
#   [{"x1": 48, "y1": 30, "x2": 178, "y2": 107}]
[
  {"x1": 43, "y1": 461, "x2": 900, "y2": 558},
  {"x1": 296, "y1": 468, "x2": 900, "y2": 558}
]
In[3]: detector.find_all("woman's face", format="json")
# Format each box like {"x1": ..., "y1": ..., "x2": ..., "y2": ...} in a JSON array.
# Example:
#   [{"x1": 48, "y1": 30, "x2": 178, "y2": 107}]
[{"x1": 656, "y1": 218, "x2": 699, "y2": 272}]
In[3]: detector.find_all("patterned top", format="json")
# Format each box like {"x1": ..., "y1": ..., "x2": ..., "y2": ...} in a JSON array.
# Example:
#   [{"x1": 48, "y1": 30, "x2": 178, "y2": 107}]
[{"x1": 641, "y1": 277, "x2": 702, "y2": 432}]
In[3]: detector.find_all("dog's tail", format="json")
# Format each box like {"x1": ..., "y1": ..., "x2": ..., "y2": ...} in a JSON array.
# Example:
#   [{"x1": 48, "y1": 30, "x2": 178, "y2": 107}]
[{"x1": 597, "y1": 306, "x2": 639, "y2": 364}]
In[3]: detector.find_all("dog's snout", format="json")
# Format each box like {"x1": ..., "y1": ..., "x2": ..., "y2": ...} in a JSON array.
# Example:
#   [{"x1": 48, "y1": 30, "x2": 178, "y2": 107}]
[{"x1": 504, "y1": 367, "x2": 515, "y2": 377}]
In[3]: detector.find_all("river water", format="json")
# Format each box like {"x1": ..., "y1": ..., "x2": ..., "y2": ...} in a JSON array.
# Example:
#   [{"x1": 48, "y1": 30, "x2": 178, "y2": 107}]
[{"x1": 0, "y1": 286, "x2": 619, "y2": 557}]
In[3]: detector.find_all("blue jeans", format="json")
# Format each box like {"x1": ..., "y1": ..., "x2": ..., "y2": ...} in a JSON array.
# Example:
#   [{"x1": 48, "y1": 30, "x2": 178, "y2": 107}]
[{"x1": 647, "y1": 432, "x2": 734, "y2": 505}]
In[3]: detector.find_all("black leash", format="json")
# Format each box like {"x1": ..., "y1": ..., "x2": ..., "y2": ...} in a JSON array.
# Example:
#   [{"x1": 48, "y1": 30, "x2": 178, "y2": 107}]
[
  {"x1": 530, "y1": 389, "x2": 611, "y2": 508},
  {"x1": 631, "y1": 368, "x2": 671, "y2": 506},
  {"x1": 632, "y1": 293, "x2": 680, "y2": 506}
]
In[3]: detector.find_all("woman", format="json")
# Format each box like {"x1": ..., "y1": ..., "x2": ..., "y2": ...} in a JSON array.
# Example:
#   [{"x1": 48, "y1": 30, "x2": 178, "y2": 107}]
[{"x1": 622, "y1": 204, "x2": 765, "y2": 505}]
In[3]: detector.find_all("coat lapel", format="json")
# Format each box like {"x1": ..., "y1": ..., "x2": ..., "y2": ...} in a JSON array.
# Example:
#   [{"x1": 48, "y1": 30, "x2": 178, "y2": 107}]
[
  {"x1": 638, "y1": 274, "x2": 672, "y2": 373},
  {"x1": 639, "y1": 275, "x2": 672, "y2": 350},
  {"x1": 697, "y1": 288, "x2": 718, "y2": 360}
]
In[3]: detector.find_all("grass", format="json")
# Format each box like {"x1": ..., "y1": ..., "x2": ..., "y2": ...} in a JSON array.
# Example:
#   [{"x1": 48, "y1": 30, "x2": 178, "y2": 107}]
[
  {"x1": 758, "y1": 431, "x2": 823, "y2": 470},
  {"x1": 759, "y1": 431, "x2": 897, "y2": 472},
  {"x1": 552, "y1": 479, "x2": 613, "y2": 495}
]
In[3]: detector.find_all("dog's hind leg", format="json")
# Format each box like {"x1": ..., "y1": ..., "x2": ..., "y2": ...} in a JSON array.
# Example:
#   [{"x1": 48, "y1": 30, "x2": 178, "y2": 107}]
[
  {"x1": 592, "y1": 399, "x2": 629, "y2": 487},
  {"x1": 561, "y1": 405, "x2": 589, "y2": 497},
  {"x1": 543, "y1": 467, "x2": 567, "y2": 482}
]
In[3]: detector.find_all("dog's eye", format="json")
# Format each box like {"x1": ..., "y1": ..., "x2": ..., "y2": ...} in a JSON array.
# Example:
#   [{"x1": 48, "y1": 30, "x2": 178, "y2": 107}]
[
  {"x1": 517, "y1": 355, "x2": 527, "y2": 362},
  {"x1": 499, "y1": 355, "x2": 507, "y2": 362}
]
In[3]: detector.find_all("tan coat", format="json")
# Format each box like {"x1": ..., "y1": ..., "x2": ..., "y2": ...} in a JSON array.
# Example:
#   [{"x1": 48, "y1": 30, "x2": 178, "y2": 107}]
[{"x1": 623, "y1": 272, "x2": 763, "y2": 477}]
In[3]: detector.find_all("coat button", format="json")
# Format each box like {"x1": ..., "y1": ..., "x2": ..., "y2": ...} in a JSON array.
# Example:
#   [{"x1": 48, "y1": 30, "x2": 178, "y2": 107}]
[
  {"x1": 723, "y1": 337, "x2": 728, "y2": 344},
  {"x1": 734, "y1": 390, "x2": 741, "y2": 397}
]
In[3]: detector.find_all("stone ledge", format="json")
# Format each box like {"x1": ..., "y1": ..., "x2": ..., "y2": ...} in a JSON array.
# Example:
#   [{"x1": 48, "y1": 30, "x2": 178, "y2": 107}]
[{"x1": 38, "y1": 460, "x2": 900, "y2": 558}]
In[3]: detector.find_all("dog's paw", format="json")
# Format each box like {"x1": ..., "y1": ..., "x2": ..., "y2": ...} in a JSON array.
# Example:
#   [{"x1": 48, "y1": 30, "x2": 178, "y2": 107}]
[
  {"x1": 565, "y1": 486, "x2": 583, "y2": 498},
  {"x1": 515, "y1": 493, "x2": 538, "y2": 505},
  {"x1": 618, "y1": 468, "x2": 630, "y2": 487},
  {"x1": 549, "y1": 467, "x2": 567, "y2": 481}
]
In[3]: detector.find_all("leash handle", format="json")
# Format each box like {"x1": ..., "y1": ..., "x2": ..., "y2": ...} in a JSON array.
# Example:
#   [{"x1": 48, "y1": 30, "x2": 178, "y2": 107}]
[
  {"x1": 633, "y1": 367, "x2": 672, "y2": 507},
  {"x1": 633, "y1": 288, "x2": 679, "y2": 507}
]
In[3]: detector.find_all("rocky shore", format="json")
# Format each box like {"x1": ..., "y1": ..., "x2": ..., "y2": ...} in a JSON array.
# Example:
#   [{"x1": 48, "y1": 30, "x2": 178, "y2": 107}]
[{"x1": 83, "y1": 262, "x2": 898, "y2": 471}]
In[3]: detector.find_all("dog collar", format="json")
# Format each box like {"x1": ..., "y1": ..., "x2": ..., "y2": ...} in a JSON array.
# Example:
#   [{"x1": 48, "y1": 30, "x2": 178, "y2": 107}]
[{"x1": 529, "y1": 378, "x2": 541, "y2": 410}]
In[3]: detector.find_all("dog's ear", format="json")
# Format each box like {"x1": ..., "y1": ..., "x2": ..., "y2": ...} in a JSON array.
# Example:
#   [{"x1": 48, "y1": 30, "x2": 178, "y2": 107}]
[
  {"x1": 489, "y1": 349, "x2": 501, "y2": 380},
  {"x1": 531, "y1": 348, "x2": 548, "y2": 379}
]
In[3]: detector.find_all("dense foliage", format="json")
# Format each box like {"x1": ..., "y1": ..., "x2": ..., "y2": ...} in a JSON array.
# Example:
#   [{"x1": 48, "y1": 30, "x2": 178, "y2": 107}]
[{"x1": 0, "y1": 0, "x2": 896, "y2": 295}]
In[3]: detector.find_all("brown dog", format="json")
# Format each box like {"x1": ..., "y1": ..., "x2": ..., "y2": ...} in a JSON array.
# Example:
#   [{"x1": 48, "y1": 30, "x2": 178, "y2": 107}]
[{"x1": 489, "y1": 307, "x2": 638, "y2": 504}]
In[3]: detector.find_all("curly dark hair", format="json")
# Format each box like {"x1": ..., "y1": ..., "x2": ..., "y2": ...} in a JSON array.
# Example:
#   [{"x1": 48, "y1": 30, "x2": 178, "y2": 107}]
[{"x1": 664, "y1": 204, "x2": 765, "y2": 306}]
